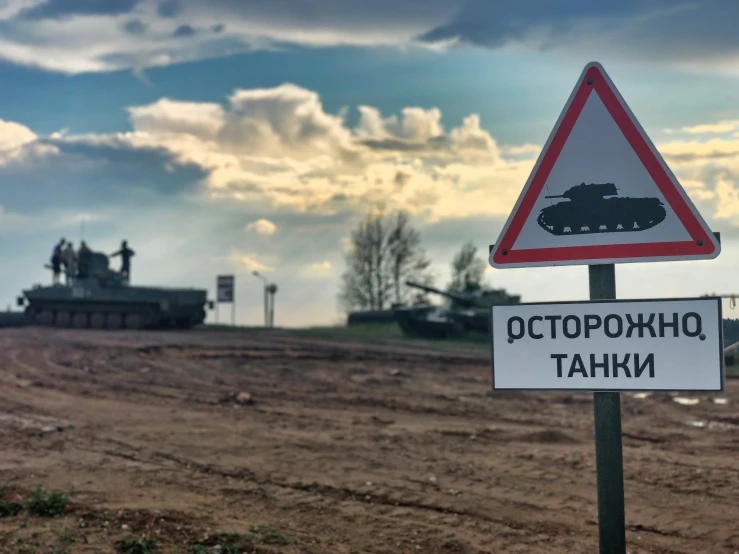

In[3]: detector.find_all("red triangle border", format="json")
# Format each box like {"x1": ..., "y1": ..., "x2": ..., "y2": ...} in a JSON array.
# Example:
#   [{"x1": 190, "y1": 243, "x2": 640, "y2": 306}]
[{"x1": 491, "y1": 64, "x2": 717, "y2": 267}]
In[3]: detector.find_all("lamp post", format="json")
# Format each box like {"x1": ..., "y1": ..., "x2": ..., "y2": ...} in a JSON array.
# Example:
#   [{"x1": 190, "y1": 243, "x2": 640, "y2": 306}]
[
  {"x1": 267, "y1": 283, "x2": 278, "y2": 327},
  {"x1": 252, "y1": 271, "x2": 269, "y2": 327}
]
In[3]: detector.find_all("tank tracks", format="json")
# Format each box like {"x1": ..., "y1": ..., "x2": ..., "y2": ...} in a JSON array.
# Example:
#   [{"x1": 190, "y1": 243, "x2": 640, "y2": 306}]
[
  {"x1": 537, "y1": 204, "x2": 667, "y2": 236},
  {"x1": 25, "y1": 304, "x2": 204, "y2": 330}
]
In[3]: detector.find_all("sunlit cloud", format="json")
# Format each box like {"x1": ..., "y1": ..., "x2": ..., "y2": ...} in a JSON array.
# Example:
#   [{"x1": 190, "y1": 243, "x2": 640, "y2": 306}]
[
  {"x1": 501, "y1": 143, "x2": 541, "y2": 157},
  {"x1": 3, "y1": 82, "x2": 739, "y2": 235},
  {"x1": 300, "y1": 260, "x2": 333, "y2": 278},
  {"x1": 228, "y1": 252, "x2": 273, "y2": 273},
  {"x1": 713, "y1": 175, "x2": 739, "y2": 220},
  {"x1": 681, "y1": 120, "x2": 739, "y2": 134},
  {"x1": 0, "y1": 119, "x2": 37, "y2": 151},
  {"x1": 245, "y1": 218, "x2": 277, "y2": 236}
]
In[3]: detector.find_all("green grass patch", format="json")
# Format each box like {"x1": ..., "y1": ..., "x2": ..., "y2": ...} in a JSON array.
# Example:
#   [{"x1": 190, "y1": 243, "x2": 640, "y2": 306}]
[
  {"x1": 0, "y1": 498, "x2": 22, "y2": 518},
  {"x1": 188, "y1": 528, "x2": 291, "y2": 553},
  {"x1": 114, "y1": 538, "x2": 159, "y2": 554},
  {"x1": 199, "y1": 324, "x2": 270, "y2": 333},
  {"x1": 293, "y1": 323, "x2": 490, "y2": 351},
  {"x1": 201, "y1": 320, "x2": 491, "y2": 353},
  {"x1": 255, "y1": 527, "x2": 289, "y2": 545},
  {"x1": 24, "y1": 488, "x2": 67, "y2": 518},
  {"x1": 189, "y1": 531, "x2": 255, "y2": 553},
  {"x1": 294, "y1": 323, "x2": 406, "y2": 340}
]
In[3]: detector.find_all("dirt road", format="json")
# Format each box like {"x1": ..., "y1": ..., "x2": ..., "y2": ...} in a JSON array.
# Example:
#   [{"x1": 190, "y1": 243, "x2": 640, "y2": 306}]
[{"x1": 0, "y1": 326, "x2": 737, "y2": 553}]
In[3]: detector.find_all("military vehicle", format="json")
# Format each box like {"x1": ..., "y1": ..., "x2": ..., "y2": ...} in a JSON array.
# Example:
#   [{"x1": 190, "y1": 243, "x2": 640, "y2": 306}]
[
  {"x1": 18, "y1": 248, "x2": 213, "y2": 330},
  {"x1": 537, "y1": 182, "x2": 667, "y2": 235},
  {"x1": 393, "y1": 281, "x2": 520, "y2": 339}
]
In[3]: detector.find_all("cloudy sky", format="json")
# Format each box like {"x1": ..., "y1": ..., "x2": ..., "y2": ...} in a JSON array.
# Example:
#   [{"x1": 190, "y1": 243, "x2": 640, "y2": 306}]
[{"x1": 1, "y1": 0, "x2": 739, "y2": 327}]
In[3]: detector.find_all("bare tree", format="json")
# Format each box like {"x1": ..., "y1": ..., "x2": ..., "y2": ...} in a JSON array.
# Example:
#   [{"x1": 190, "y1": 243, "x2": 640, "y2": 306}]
[
  {"x1": 387, "y1": 210, "x2": 435, "y2": 304},
  {"x1": 447, "y1": 240, "x2": 487, "y2": 293},
  {"x1": 338, "y1": 206, "x2": 434, "y2": 312}
]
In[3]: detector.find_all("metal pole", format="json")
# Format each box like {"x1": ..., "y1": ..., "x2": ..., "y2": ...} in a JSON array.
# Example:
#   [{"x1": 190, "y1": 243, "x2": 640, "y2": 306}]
[
  {"x1": 215, "y1": 301, "x2": 219, "y2": 324},
  {"x1": 231, "y1": 298, "x2": 235, "y2": 326},
  {"x1": 263, "y1": 286, "x2": 268, "y2": 327},
  {"x1": 589, "y1": 264, "x2": 626, "y2": 554},
  {"x1": 269, "y1": 289, "x2": 275, "y2": 328}
]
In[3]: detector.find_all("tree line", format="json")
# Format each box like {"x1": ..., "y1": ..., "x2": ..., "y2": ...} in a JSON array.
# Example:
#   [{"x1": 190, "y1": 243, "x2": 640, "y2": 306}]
[{"x1": 337, "y1": 205, "x2": 499, "y2": 313}]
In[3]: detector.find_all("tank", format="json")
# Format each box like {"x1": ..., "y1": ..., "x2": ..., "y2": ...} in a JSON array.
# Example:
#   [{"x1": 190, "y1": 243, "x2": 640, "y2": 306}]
[
  {"x1": 18, "y1": 249, "x2": 214, "y2": 330},
  {"x1": 393, "y1": 281, "x2": 520, "y2": 339},
  {"x1": 537, "y1": 182, "x2": 667, "y2": 235}
]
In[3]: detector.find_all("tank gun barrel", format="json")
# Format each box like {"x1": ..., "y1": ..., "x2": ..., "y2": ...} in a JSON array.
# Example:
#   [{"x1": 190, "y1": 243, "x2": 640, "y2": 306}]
[{"x1": 404, "y1": 281, "x2": 477, "y2": 308}]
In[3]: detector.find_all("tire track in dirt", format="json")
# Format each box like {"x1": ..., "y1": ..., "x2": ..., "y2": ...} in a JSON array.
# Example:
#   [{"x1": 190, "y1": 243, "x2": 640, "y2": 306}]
[
  {"x1": 0, "y1": 326, "x2": 737, "y2": 553},
  {"x1": 65, "y1": 433, "x2": 727, "y2": 553},
  {"x1": 68, "y1": 434, "x2": 580, "y2": 539}
]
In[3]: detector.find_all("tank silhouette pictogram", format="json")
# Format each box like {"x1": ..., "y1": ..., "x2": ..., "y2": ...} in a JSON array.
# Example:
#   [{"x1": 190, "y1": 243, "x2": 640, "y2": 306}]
[{"x1": 537, "y1": 182, "x2": 667, "y2": 236}]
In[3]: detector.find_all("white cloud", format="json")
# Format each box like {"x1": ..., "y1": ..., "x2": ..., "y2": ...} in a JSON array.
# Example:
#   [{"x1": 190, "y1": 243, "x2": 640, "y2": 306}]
[
  {"x1": 228, "y1": 251, "x2": 273, "y2": 273},
  {"x1": 4, "y1": 82, "x2": 739, "y2": 232},
  {"x1": 713, "y1": 175, "x2": 739, "y2": 220},
  {"x1": 221, "y1": 84, "x2": 359, "y2": 162},
  {"x1": 245, "y1": 218, "x2": 277, "y2": 235},
  {"x1": 0, "y1": 1, "x2": 451, "y2": 74},
  {"x1": 4, "y1": 83, "x2": 520, "y2": 222},
  {"x1": 0, "y1": 119, "x2": 37, "y2": 151},
  {"x1": 681, "y1": 120, "x2": 739, "y2": 135},
  {"x1": 501, "y1": 143, "x2": 541, "y2": 157},
  {"x1": 300, "y1": 260, "x2": 333, "y2": 278},
  {"x1": 0, "y1": 1, "x2": 736, "y2": 75},
  {"x1": 127, "y1": 99, "x2": 226, "y2": 138}
]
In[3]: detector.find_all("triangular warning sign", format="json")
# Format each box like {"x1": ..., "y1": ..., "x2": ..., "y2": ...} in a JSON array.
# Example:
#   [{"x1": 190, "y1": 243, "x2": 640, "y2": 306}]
[{"x1": 489, "y1": 61, "x2": 720, "y2": 269}]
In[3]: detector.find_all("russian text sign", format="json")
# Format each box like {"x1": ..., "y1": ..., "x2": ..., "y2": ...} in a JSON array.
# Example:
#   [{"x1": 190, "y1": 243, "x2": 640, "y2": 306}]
[{"x1": 491, "y1": 297, "x2": 723, "y2": 391}]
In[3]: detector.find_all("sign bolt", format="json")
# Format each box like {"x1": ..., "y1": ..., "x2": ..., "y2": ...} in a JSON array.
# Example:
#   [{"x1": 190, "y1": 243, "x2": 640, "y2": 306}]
[
  {"x1": 502, "y1": 249, "x2": 509, "y2": 256},
  {"x1": 697, "y1": 240, "x2": 704, "y2": 246},
  {"x1": 699, "y1": 333, "x2": 706, "y2": 341},
  {"x1": 507, "y1": 337, "x2": 514, "y2": 344}
]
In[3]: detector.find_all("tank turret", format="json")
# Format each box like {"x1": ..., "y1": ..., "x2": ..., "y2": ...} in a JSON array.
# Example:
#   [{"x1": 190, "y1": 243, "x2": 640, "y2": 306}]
[
  {"x1": 537, "y1": 182, "x2": 666, "y2": 236},
  {"x1": 545, "y1": 182, "x2": 618, "y2": 201},
  {"x1": 392, "y1": 280, "x2": 520, "y2": 339},
  {"x1": 404, "y1": 281, "x2": 479, "y2": 309},
  {"x1": 78, "y1": 251, "x2": 127, "y2": 287}
]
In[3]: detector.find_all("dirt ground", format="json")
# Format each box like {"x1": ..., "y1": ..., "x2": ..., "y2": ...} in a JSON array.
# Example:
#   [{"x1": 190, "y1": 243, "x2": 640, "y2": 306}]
[{"x1": 0, "y1": 326, "x2": 737, "y2": 554}]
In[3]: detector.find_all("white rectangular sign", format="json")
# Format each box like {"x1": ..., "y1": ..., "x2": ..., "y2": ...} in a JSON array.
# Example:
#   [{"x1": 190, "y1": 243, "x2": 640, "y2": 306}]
[
  {"x1": 217, "y1": 275, "x2": 234, "y2": 303},
  {"x1": 491, "y1": 297, "x2": 724, "y2": 392}
]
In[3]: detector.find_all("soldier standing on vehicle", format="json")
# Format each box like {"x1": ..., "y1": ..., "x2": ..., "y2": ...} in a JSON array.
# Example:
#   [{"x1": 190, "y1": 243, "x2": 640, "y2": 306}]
[
  {"x1": 51, "y1": 238, "x2": 65, "y2": 285},
  {"x1": 111, "y1": 240, "x2": 135, "y2": 283},
  {"x1": 61, "y1": 241, "x2": 77, "y2": 285},
  {"x1": 77, "y1": 241, "x2": 92, "y2": 279}
]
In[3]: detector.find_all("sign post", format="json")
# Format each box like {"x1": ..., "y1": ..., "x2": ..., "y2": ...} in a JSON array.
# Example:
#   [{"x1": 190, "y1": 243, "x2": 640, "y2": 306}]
[
  {"x1": 216, "y1": 275, "x2": 235, "y2": 326},
  {"x1": 589, "y1": 265, "x2": 625, "y2": 552},
  {"x1": 489, "y1": 61, "x2": 723, "y2": 553}
]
